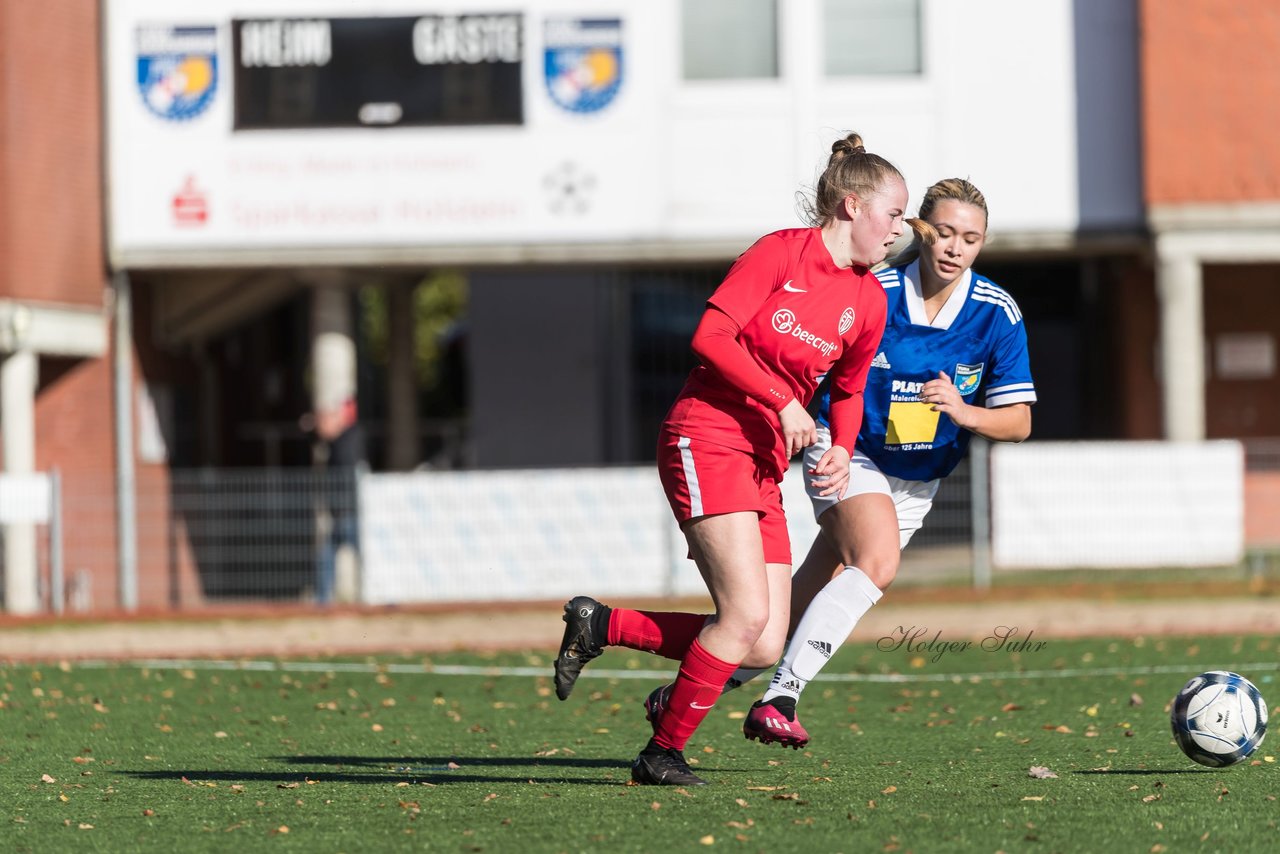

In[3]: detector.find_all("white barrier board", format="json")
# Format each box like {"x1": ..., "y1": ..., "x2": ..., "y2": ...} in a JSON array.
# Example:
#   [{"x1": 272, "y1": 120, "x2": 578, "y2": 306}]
[
  {"x1": 991, "y1": 441, "x2": 1244, "y2": 569},
  {"x1": 0, "y1": 473, "x2": 52, "y2": 524},
  {"x1": 359, "y1": 463, "x2": 821, "y2": 604}
]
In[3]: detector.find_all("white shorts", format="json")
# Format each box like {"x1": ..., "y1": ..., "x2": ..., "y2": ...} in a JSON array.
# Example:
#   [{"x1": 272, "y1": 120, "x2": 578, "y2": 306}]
[{"x1": 803, "y1": 426, "x2": 941, "y2": 550}]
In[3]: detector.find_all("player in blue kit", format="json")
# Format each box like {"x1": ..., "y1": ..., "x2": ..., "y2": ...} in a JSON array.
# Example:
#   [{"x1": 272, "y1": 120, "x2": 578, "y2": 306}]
[{"x1": 644, "y1": 178, "x2": 1036, "y2": 747}]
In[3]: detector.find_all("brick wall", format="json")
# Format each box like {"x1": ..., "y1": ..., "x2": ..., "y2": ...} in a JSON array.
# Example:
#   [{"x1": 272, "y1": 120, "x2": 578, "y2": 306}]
[
  {"x1": 0, "y1": 0, "x2": 104, "y2": 305},
  {"x1": 1141, "y1": 2, "x2": 1280, "y2": 204}
]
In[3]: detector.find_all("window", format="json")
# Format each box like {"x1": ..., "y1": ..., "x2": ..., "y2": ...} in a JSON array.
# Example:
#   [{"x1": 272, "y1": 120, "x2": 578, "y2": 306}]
[
  {"x1": 823, "y1": 0, "x2": 922, "y2": 76},
  {"x1": 682, "y1": 0, "x2": 778, "y2": 80}
]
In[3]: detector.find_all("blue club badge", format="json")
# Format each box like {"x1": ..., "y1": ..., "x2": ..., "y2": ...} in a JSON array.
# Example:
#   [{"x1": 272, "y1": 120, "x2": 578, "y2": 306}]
[
  {"x1": 544, "y1": 18, "x2": 623, "y2": 114},
  {"x1": 136, "y1": 24, "x2": 218, "y2": 122}
]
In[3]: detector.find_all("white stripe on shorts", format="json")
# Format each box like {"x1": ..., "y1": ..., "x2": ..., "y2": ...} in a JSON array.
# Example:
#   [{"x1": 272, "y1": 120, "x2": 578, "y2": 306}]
[{"x1": 677, "y1": 436, "x2": 703, "y2": 516}]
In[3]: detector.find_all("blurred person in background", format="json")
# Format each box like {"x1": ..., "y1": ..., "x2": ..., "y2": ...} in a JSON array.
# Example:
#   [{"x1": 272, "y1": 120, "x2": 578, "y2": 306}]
[
  {"x1": 551, "y1": 132, "x2": 910, "y2": 786},
  {"x1": 646, "y1": 178, "x2": 1036, "y2": 748},
  {"x1": 305, "y1": 396, "x2": 365, "y2": 606}
]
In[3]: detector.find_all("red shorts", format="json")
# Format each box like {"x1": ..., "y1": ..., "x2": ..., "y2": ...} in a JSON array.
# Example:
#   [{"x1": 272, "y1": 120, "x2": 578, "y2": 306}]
[{"x1": 657, "y1": 431, "x2": 792, "y2": 565}]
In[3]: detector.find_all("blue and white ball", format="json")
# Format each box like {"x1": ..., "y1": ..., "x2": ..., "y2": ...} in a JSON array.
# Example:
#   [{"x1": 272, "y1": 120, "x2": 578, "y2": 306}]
[{"x1": 1170, "y1": 671, "x2": 1268, "y2": 767}]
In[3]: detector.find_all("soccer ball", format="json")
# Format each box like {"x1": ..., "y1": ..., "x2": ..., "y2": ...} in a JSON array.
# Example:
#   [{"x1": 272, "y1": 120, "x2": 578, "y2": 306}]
[{"x1": 1170, "y1": 671, "x2": 1268, "y2": 767}]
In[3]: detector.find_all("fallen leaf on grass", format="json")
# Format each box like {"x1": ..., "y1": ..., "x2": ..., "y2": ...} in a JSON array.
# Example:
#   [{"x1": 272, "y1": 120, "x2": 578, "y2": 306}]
[
  {"x1": 277, "y1": 782, "x2": 300, "y2": 790},
  {"x1": 1142, "y1": 794, "x2": 1161, "y2": 803},
  {"x1": 699, "y1": 835, "x2": 715, "y2": 846},
  {"x1": 1021, "y1": 796, "x2": 1044, "y2": 802},
  {"x1": 1002, "y1": 703, "x2": 1023, "y2": 712},
  {"x1": 40, "y1": 774, "x2": 55, "y2": 784},
  {"x1": 881, "y1": 786, "x2": 897, "y2": 794},
  {"x1": 78, "y1": 823, "x2": 93, "y2": 830},
  {"x1": 746, "y1": 786, "x2": 783, "y2": 792},
  {"x1": 771, "y1": 793, "x2": 799, "y2": 801},
  {"x1": 1129, "y1": 693, "x2": 1144, "y2": 706},
  {"x1": 1028, "y1": 767, "x2": 1058, "y2": 779}
]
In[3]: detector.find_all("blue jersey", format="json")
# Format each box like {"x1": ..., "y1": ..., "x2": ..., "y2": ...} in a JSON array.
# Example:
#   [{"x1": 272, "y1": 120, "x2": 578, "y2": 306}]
[{"x1": 818, "y1": 260, "x2": 1037, "y2": 482}]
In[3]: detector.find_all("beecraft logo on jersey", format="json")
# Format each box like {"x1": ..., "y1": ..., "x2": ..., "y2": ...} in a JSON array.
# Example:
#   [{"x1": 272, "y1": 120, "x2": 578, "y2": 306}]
[
  {"x1": 172, "y1": 176, "x2": 208, "y2": 226},
  {"x1": 544, "y1": 18, "x2": 623, "y2": 114},
  {"x1": 954, "y1": 363, "x2": 984, "y2": 396},
  {"x1": 771, "y1": 309, "x2": 838, "y2": 357},
  {"x1": 838, "y1": 307, "x2": 855, "y2": 336},
  {"x1": 136, "y1": 25, "x2": 218, "y2": 122}
]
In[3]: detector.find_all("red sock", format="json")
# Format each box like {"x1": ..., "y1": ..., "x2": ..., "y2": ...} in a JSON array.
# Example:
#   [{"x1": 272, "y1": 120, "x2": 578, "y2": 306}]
[
  {"x1": 653, "y1": 637, "x2": 739, "y2": 751},
  {"x1": 607, "y1": 609, "x2": 708, "y2": 661}
]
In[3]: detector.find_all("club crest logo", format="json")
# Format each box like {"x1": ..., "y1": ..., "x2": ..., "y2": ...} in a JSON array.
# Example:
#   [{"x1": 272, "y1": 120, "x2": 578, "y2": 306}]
[
  {"x1": 544, "y1": 18, "x2": 623, "y2": 114},
  {"x1": 136, "y1": 24, "x2": 218, "y2": 122},
  {"x1": 955, "y1": 363, "x2": 984, "y2": 396},
  {"x1": 838, "y1": 307, "x2": 855, "y2": 335}
]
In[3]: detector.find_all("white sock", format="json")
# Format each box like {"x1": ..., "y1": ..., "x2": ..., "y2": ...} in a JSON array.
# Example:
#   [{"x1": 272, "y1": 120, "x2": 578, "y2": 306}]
[
  {"x1": 722, "y1": 667, "x2": 768, "y2": 694},
  {"x1": 762, "y1": 567, "x2": 882, "y2": 704}
]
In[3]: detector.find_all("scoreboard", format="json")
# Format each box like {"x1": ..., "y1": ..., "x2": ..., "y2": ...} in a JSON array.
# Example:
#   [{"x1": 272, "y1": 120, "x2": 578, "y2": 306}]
[{"x1": 232, "y1": 15, "x2": 524, "y2": 129}]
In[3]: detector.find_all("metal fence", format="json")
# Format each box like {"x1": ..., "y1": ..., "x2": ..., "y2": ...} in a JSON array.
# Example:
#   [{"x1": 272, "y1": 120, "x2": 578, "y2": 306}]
[
  {"x1": 5, "y1": 438, "x2": 1279, "y2": 614},
  {"x1": 16, "y1": 468, "x2": 359, "y2": 613}
]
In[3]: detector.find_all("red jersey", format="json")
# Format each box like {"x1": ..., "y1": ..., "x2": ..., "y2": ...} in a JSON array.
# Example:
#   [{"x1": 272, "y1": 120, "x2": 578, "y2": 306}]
[{"x1": 663, "y1": 228, "x2": 887, "y2": 476}]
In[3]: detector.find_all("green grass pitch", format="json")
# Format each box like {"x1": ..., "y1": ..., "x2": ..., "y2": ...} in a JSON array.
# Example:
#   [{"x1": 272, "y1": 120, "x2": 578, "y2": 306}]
[{"x1": 2, "y1": 635, "x2": 1276, "y2": 852}]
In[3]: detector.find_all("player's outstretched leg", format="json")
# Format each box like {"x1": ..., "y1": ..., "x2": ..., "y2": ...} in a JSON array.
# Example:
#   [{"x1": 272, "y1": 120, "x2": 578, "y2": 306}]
[
  {"x1": 743, "y1": 696, "x2": 810, "y2": 749},
  {"x1": 631, "y1": 739, "x2": 707, "y2": 786},
  {"x1": 554, "y1": 595, "x2": 610, "y2": 700}
]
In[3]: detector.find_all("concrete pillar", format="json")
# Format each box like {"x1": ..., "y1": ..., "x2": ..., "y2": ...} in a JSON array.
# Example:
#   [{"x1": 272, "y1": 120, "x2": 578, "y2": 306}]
[
  {"x1": 310, "y1": 281, "x2": 356, "y2": 412},
  {"x1": 2, "y1": 348, "x2": 39, "y2": 613},
  {"x1": 113, "y1": 271, "x2": 138, "y2": 611},
  {"x1": 1156, "y1": 252, "x2": 1205, "y2": 441},
  {"x1": 386, "y1": 280, "x2": 418, "y2": 470}
]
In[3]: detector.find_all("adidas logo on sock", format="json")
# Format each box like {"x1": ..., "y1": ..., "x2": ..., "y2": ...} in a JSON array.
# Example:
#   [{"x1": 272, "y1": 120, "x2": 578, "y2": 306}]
[
  {"x1": 871, "y1": 351, "x2": 891, "y2": 370},
  {"x1": 808, "y1": 640, "x2": 833, "y2": 658},
  {"x1": 770, "y1": 673, "x2": 803, "y2": 692}
]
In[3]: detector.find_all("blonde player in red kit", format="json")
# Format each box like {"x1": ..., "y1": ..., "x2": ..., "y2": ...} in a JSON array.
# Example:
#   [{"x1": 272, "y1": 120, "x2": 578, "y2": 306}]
[{"x1": 554, "y1": 133, "x2": 910, "y2": 786}]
